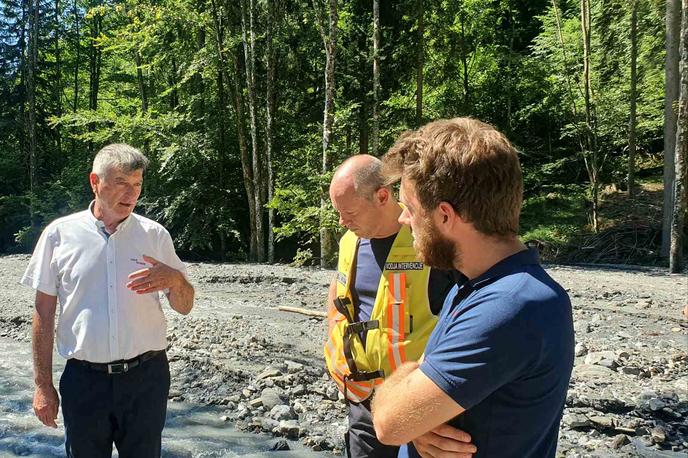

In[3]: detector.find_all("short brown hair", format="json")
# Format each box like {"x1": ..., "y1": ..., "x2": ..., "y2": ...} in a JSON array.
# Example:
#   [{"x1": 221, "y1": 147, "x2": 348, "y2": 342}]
[{"x1": 383, "y1": 117, "x2": 523, "y2": 236}]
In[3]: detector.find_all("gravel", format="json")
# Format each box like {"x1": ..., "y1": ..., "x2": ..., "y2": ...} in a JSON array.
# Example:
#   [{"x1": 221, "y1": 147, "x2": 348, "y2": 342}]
[{"x1": 1, "y1": 255, "x2": 686, "y2": 457}]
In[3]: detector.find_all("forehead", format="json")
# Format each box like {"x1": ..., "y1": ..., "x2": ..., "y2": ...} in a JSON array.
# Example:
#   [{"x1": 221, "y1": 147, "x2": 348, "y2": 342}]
[
  {"x1": 331, "y1": 189, "x2": 372, "y2": 213},
  {"x1": 105, "y1": 167, "x2": 144, "y2": 179}
]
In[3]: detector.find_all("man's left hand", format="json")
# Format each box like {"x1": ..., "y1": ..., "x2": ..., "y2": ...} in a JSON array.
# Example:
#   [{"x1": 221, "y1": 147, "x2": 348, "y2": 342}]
[
  {"x1": 127, "y1": 255, "x2": 183, "y2": 294},
  {"x1": 412, "y1": 423, "x2": 477, "y2": 458}
]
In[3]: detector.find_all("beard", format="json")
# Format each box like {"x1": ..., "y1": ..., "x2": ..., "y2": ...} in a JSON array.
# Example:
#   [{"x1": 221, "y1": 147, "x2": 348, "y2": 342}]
[{"x1": 414, "y1": 215, "x2": 460, "y2": 271}]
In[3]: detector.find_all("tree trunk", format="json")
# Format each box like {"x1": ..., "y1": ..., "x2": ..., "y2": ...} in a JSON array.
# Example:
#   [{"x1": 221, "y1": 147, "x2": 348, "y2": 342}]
[
  {"x1": 416, "y1": 0, "x2": 423, "y2": 126},
  {"x1": 27, "y1": 0, "x2": 39, "y2": 227},
  {"x1": 371, "y1": 0, "x2": 380, "y2": 156},
  {"x1": 628, "y1": 0, "x2": 638, "y2": 198},
  {"x1": 265, "y1": 0, "x2": 277, "y2": 263},
  {"x1": 135, "y1": 52, "x2": 148, "y2": 113},
  {"x1": 581, "y1": 0, "x2": 599, "y2": 232},
  {"x1": 54, "y1": 0, "x2": 62, "y2": 163},
  {"x1": 241, "y1": 0, "x2": 265, "y2": 262},
  {"x1": 669, "y1": 0, "x2": 688, "y2": 273},
  {"x1": 662, "y1": 0, "x2": 682, "y2": 256},
  {"x1": 71, "y1": 0, "x2": 80, "y2": 156},
  {"x1": 232, "y1": 47, "x2": 258, "y2": 261},
  {"x1": 460, "y1": 11, "x2": 469, "y2": 110},
  {"x1": 313, "y1": 0, "x2": 338, "y2": 268}
]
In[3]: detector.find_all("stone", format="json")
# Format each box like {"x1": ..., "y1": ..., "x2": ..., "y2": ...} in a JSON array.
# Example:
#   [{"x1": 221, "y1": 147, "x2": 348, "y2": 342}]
[
  {"x1": 270, "y1": 404, "x2": 295, "y2": 421},
  {"x1": 584, "y1": 351, "x2": 618, "y2": 369},
  {"x1": 589, "y1": 415, "x2": 614, "y2": 429},
  {"x1": 285, "y1": 360, "x2": 304, "y2": 373},
  {"x1": 650, "y1": 426, "x2": 666, "y2": 444},
  {"x1": 279, "y1": 420, "x2": 301, "y2": 438},
  {"x1": 260, "y1": 388, "x2": 284, "y2": 411},
  {"x1": 271, "y1": 440, "x2": 290, "y2": 451},
  {"x1": 573, "y1": 364, "x2": 616, "y2": 381},
  {"x1": 563, "y1": 413, "x2": 591, "y2": 429},
  {"x1": 292, "y1": 384, "x2": 307, "y2": 396},
  {"x1": 249, "y1": 398, "x2": 263, "y2": 408},
  {"x1": 610, "y1": 434, "x2": 630, "y2": 449},
  {"x1": 621, "y1": 366, "x2": 641, "y2": 376},
  {"x1": 257, "y1": 366, "x2": 284, "y2": 380},
  {"x1": 648, "y1": 398, "x2": 667, "y2": 411},
  {"x1": 575, "y1": 342, "x2": 588, "y2": 357}
]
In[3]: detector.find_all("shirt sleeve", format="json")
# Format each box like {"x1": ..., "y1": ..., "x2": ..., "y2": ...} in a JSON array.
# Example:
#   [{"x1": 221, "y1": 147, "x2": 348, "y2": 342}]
[
  {"x1": 426, "y1": 268, "x2": 456, "y2": 315},
  {"x1": 20, "y1": 226, "x2": 59, "y2": 296},
  {"x1": 157, "y1": 229, "x2": 188, "y2": 280},
  {"x1": 419, "y1": 294, "x2": 536, "y2": 411}
]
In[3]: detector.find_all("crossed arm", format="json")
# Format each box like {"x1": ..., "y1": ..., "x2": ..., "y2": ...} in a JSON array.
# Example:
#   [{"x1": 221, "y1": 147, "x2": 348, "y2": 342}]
[{"x1": 371, "y1": 361, "x2": 466, "y2": 445}]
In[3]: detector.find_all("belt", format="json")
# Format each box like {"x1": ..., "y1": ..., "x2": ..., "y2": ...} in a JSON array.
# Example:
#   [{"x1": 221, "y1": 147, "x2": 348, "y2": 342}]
[{"x1": 72, "y1": 350, "x2": 164, "y2": 375}]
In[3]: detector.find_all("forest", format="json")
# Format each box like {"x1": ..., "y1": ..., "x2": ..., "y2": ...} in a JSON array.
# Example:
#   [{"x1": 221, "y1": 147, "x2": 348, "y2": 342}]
[{"x1": 0, "y1": 0, "x2": 686, "y2": 270}]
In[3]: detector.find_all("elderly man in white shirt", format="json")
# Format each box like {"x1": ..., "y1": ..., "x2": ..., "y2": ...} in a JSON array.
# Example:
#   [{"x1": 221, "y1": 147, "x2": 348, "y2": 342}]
[{"x1": 21, "y1": 143, "x2": 194, "y2": 457}]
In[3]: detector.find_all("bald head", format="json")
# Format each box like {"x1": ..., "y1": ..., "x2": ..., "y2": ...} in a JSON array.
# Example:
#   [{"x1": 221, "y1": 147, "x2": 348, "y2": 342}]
[{"x1": 330, "y1": 154, "x2": 386, "y2": 200}]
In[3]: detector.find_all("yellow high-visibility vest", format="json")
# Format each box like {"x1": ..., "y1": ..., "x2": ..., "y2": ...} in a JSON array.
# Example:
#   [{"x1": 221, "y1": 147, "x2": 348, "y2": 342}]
[{"x1": 324, "y1": 224, "x2": 438, "y2": 402}]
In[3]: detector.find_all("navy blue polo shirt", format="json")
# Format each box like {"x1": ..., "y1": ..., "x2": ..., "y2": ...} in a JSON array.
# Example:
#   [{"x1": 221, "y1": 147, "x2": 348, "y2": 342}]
[{"x1": 399, "y1": 248, "x2": 574, "y2": 458}]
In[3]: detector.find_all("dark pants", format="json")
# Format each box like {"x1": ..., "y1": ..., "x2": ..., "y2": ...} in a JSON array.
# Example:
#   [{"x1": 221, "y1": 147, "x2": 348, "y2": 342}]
[
  {"x1": 59, "y1": 351, "x2": 170, "y2": 458},
  {"x1": 347, "y1": 399, "x2": 400, "y2": 458}
]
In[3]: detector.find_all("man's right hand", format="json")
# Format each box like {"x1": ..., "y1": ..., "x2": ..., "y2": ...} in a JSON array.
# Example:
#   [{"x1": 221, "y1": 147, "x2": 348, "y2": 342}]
[
  {"x1": 33, "y1": 384, "x2": 59, "y2": 428},
  {"x1": 412, "y1": 423, "x2": 477, "y2": 458}
]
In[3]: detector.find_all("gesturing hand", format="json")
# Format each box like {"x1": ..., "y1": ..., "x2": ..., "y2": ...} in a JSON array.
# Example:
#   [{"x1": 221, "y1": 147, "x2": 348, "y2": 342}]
[
  {"x1": 413, "y1": 423, "x2": 477, "y2": 458},
  {"x1": 127, "y1": 255, "x2": 182, "y2": 295}
]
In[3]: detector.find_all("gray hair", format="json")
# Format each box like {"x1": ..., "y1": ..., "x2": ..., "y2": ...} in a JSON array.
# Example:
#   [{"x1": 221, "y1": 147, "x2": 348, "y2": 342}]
[
  {"x1": 352, "y1": 158, "x2": 385, "y2": 199},
  {"x1": 92, "y1": 143, "x2": 149, "y2": 177}
]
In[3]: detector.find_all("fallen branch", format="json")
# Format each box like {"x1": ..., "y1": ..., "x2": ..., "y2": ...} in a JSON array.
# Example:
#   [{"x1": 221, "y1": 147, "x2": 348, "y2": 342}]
[{"x1": 278, "y1": 305, "x2": 327, "y2": 318}]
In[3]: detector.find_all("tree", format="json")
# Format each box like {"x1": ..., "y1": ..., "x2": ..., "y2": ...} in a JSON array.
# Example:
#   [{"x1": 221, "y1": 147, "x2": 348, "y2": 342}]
[
  {"x1": 416, "y1": 0, "x2": 424, "y2": 126},
  {"x1": 663, "y1": 0, "x2": 681, "y2": 256},
  {"x1": 371, "y1": 0, "x2": 380, "y2": 156},
  {"x1": 313, "y1": 0, "x2": 338, "y2": 268},
  {"x1": 670, "y1": 0, "x2": 687, "y2": 273},
  {"x1": 627, "y1": 0, "x2": 638, "y2": 198}
]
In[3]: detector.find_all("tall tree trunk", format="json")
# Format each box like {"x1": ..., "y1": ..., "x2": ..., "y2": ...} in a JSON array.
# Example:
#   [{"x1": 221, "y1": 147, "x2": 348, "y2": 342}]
[
  {"x1": 371, "y1": 0, "x2": 380, "y2": 156},
  {"x1": 314, "y1": 0, "x2": 338, "y2": 268},
  {"x1": 416, "y1": 0, "x2": 424, "y2": 126},
  {"x1": 581, "y1": 0, "x2": 599, "y2": 232},
  {"x1": 265, "y1": 0, "x2": 277, "y2": 263},
  {"x1": 27, "y1": 0, "x2": 39, "y2": 227},
  {"x1": 232, "y1": 47, "x2": 258, "y2": 260},
  {"x1": 87, "y1": 3, "x2": 102, "y2": 153},
  {"x1": 135, "y1": 52, "x2": 148, "y2": 113},
  {"x1": 628, "y1": 0, "x2": 638, "y2": 198},
  {"x1": 241, "y1": 0, "x2": 265, "y2": 262},
  {"x1": 670, "y1": 0, "x2": 688, "y2": 273},
  {"x1": 460, "y1": 11, "x2": 469, "y2": 110},
  {"x1": 662, "y1": 0, "x2": 682, "y2": 256},
  {"x1": 54, "y1": 0, "x2": 62, "y2": 163},
  {"x1": 71, "y1": 0, "x2": 80, "y2": 156}
]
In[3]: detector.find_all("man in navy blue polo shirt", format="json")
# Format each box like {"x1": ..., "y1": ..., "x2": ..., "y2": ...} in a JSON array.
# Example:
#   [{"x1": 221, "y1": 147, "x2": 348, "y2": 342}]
[{"x1": 372, "y1": 117, "x2": 574, "y2": 458}]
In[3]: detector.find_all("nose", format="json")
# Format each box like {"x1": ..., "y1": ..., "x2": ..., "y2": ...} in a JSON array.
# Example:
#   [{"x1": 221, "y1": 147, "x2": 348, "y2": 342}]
[{"x1": 398, "y1": 207, "x2": 411, "y2": 226}]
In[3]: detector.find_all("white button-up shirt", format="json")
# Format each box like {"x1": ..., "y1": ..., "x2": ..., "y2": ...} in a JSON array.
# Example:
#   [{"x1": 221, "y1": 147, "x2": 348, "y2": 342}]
[{"x1": 21, "y1": 203, "x2": 188, "y2": 363}]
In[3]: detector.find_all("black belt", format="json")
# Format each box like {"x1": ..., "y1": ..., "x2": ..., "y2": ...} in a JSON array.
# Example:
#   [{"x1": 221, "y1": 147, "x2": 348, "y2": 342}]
[{"x1": 72, "y1": 350, "x2": 164, "y2": 375}]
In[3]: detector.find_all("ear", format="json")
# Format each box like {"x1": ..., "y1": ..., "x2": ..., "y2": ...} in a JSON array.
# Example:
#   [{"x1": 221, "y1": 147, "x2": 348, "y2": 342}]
[
  {"x1": 89, "y1": 172, "x2": 100, "y2": 194},
  {"x1": 376, "y1": 187, "x2": 390, "y2": 205},
  {"x1": 436, "y1": 201, "x2": 458, "y2": 228}
]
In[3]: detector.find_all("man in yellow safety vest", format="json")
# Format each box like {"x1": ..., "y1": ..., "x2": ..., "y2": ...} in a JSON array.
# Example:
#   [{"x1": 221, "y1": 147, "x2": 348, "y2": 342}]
[{"x1": 324, "y1": 154, "x2": 470, "y2": 457}]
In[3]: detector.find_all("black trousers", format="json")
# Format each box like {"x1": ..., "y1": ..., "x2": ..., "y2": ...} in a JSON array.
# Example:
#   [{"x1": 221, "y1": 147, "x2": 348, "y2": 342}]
[
  {"x1": 347, "y1": 399, "x2": 400, "y2": 458},
  {"x1": 59, "y1": 351, "x2": 170, "y2": 458}
]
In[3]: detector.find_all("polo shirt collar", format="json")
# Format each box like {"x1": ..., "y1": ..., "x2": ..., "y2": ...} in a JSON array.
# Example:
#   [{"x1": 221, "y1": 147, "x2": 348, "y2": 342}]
[{"x1": 467, "y1": 247, "x2": 540, "y2": 289}]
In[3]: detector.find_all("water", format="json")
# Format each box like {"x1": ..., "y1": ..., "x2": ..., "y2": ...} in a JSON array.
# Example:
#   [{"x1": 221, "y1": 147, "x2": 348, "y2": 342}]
[{"x1": 0, "y1": 338, "x2": 330, "y2": 457}]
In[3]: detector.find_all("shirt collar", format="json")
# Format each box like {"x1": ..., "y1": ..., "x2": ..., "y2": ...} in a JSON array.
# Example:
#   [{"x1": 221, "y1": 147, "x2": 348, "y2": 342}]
[
  {"x1": 467, "y1": 247, "x2": 540, "y2": 289},
  {"x1": 88, "y1": 200, "x2": 133, "y2": 235}
]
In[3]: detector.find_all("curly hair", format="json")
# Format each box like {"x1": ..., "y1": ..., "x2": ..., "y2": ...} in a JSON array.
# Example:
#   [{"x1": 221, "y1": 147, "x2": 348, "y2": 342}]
[{"x1": 383, "y1": 117, "x2": 523, "y2": 237}]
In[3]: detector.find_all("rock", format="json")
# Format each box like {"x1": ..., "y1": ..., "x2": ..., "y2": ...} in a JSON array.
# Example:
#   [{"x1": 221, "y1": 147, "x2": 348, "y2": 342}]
[
  {"x1": 270, "y1": 404, "x2": 295, "y2": 421},
  {"x1": 621, "y1": 366, "x2": 641, "y2": 376},
  {"x1": 573, "y1": 364, "x2": 616, "y2": 381},
  {"x1": 575, "y1": 342, "x2": 588, "y2": 357},
  {"x1": 610, "y1": 434, "x2": 630, "y2": 449},
  {"x1": 649, "y1": 398, "x2": 667, "y2": 411},
  {"x1": 260, "y1": 388, "x2": 284, "y2": 411},
  {"x1": 650, "y1": 426, "x2": 666, "y2": 444},
  {"x1": 271, "y1": 439, "x2": 290, "y2": 451},
  {"x1": 563, "y1": 412, "x2": 591, "y2": 429},
  {"x1": 292, "y1": 384, "x2": 307, "y2": 396},
  {"x1": 257, "y1": 366, "x2": 284, "y2": 380},
  {"x1": 285, "y1": 360, "x2": 304, "y2": 373},
  {"x1": 279, "y1": 420, "x2": 301, "y2": 438},
  {"x1": 325, "y1": 385, "x2": 339, "y2": 401},
  {"x1": 249, "y1": 398, "x2": 263, "y2": 408},
  {"x1": 261, "y1": 418, "x2": 280, "y2": 432},
  {"x1": 584, "y1": 351, "x2": 618, "y2": 369},
  {"x1": 589, "y1": 415, "x2": 614, "y2": 429}
]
